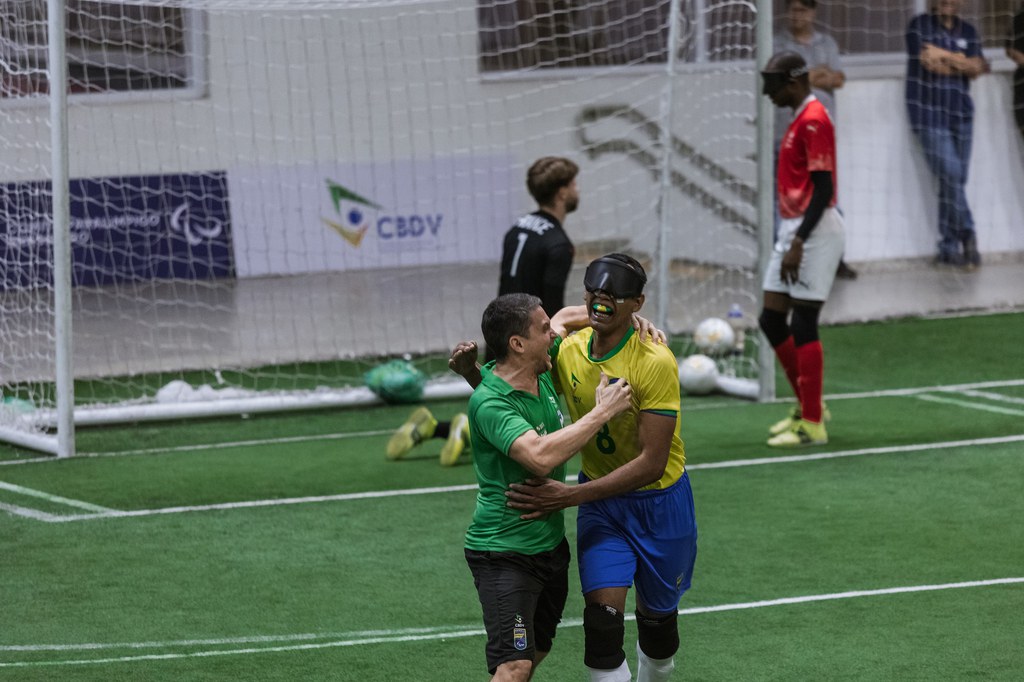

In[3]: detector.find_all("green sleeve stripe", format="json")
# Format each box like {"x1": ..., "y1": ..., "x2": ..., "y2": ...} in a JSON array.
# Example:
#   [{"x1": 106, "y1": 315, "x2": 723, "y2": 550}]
[{"x1": 642, "y1": 409, "x2": 678, "y2": 418}]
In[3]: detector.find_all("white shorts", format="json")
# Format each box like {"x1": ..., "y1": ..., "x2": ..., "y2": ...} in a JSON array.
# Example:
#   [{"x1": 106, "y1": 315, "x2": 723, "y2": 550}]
[{"x1": 763, "y1": 207, "x2": 845, "y2": 302}]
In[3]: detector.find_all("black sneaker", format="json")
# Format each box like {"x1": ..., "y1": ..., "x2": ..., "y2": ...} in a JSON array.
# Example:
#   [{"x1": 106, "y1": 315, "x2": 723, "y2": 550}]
[
  {"x1": 933, "y1": 252, "x2": 967, "y2": 268},
  {"x1": 962, "y1": 235, "x2": 981, "y2": 268}
]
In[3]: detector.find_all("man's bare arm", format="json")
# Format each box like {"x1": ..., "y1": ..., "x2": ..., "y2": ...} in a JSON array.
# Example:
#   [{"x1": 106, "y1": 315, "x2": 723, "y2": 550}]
[
  {"x1": 507, "y1": 374, "x2": 632, "y2": 476},
  {"x1": 506, "y1": 411, "x2": 676, "y2": 518}
]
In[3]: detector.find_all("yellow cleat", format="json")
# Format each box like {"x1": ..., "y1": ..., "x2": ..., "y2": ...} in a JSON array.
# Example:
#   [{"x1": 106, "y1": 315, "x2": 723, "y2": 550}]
[
  {"x1": 768, "y1": 403, "x2": 831, "y2": 436},
  {"x1": 440, "y1": 413, "x2": 470, "y2": 467},
  {"x1": 386, "y1": 406, "x2": 437, "y2": 460},
  {"x1": 767, "y1": 418, "x2": 828, "y2": 448}
]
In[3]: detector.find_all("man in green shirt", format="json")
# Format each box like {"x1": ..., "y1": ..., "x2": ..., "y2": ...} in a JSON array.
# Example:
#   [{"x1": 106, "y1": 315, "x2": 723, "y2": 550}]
[{"x1": 461, "y1": 292, "x2": 632, "y2": 681}]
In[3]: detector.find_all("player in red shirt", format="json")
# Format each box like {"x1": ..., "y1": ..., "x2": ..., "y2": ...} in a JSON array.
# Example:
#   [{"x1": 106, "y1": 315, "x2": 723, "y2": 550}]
[{"x1": 759, "y1": 51, "x2": 845, "y2": 447}]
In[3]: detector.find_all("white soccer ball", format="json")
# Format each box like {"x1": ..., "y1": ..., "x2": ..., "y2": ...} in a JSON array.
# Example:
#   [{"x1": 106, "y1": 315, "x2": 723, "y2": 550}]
[
  {"x1": 693, "y1": 317, "x2": 735, "y2": 356},
  {"x1": 679, "y1": 354, "x2": 719, "y2": 395}
]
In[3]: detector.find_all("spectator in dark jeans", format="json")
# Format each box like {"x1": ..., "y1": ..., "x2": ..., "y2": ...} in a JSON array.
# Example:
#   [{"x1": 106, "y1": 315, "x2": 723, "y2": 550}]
[{"x1": 905, "y1": 0, "x2": 987, "y2": 269}]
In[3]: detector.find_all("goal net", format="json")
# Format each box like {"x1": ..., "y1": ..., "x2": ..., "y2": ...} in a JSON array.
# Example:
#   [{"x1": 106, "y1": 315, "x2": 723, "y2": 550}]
[{"x1": 1, "y1": 0, "x2": 774, "y2": 454}]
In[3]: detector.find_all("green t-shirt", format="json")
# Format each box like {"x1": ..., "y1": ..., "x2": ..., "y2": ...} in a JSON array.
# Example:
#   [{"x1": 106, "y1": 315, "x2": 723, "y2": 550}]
[{"x1": 464, "y1": 364, "x2": 567, "y2": 553}]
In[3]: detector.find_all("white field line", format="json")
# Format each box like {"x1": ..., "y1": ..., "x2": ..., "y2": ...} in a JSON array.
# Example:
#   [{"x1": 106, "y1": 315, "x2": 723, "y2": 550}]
[
  {"x1": 20, "y1": 432, "x2": 1024, "y2": 524},
  {"x1": 689, "y1": 433, "x2": 1024, "y2": 470},
  {"x1": 1, "y1": 577, "x2": 1021, "y2": 668},
  {"x1": 822, "y1": 378, "x2": 1024, "y2": 401},
  {"x1": 913, "y1": 393, "x2": 1024, "y2": 416},
  {"x1": 0, "y1": 481, "x2": 113, "y2": 512},
  {"x1": 42, "y1": 484, "x2": 482, "y2": 523},
  {"x1": 0, "y1": 502, "x2": 64, "y2": 522},
  {"x1": 685, "y1": 379, "x2": 1024, "y2": 410},
  {"x1": 0, "y1": 429, "x2": 393, "y2": 466},
  {"x1": 953, "y1": 389, "x2": 1024, "y2": 406},
  {"x1": 0, "y1": 456, "x2": 53, "y2": 467}
]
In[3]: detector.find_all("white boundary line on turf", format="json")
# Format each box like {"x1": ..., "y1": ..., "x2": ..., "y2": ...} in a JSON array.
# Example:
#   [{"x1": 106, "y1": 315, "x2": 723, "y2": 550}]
[
  {"x1": 0, "y1": 429, "x2": 394, "y2": 467},
  {"x1": 690, "y1": 433, "x2": 1024, "y2": 469},
  {"x1": 0, "y1": 481, "x2": 113, "y2": 512},
  {"x1": 0, "y1": 502, "x2": 64, "y2": 522},
  {"x1": 20, "y1": 432, "x2": 1024, "y2": 523},
  {"x1": 821, "y1": 378, "x2": 1024, "y2": 401},
  {"x1": 1, "y1": 577, "x2": 1021, "y2": 667},
  {"x1": 955, "y1": 389, "x2": 1024, "y2": 405},
  {"x1": 914, "y1": 393, "x2": 1024, "y2": 416},
  {"x1": 0, "y1": 626, "x2": 470, "y2": 652},
  {"x1": 39, "y1": 484, "x2": 483, "y2": 523}
]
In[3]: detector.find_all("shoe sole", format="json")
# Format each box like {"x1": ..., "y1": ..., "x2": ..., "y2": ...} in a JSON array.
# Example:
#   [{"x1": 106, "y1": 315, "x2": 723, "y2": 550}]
[
  {"x1": 386, "y1": 425, "x2": 417, "y2": 460},
  {"x1": 438, "y1": 440, "x2": 462, "y2": 466},
  {"x1": 439, "y1": 417, "x2": 469, "y2": 467},
  {"x1": 386, "y1": 407, "x2": 434, "y2": 460},
  {"x1": 767, "y1": 434, "x2": 828, "y2": 447}
]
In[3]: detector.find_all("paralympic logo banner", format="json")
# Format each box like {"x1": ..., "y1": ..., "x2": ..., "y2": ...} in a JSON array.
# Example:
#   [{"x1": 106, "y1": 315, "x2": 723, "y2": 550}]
[
  {"x1": 227, "y1": 156, "x2": 511, "y2": 276},
  {"x1": 0, "y1": 171, "x2": 234, "y2": 289}
]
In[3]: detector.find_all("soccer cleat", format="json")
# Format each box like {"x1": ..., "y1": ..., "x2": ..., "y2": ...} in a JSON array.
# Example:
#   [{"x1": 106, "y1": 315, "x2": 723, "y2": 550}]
[
  {"x1": 768, "y1": 403, "x2": 831, "y2": 436},
  {"x1": 768, "y1": 405, "x2": 801, "y2": 437},
  {"x1": 439, "y1": 413, "x2": 470, "y2": 467},
  {"x1": 767, "y1": 418, "x2": 828, "y2": 448},
  {"x1": 386, "y1": 406, "x2": 437, "y2": 460}
]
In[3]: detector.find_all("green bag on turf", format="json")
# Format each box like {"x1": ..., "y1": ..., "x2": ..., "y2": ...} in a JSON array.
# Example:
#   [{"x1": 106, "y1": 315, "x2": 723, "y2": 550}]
[{"x1": 363, "y1": 359, "x2": 426, "y2": 404}]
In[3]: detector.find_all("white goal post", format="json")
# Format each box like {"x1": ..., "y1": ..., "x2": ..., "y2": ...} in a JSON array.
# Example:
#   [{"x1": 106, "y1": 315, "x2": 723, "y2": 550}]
[{"x1": 4, "y1": 0, "x2": 784, "y2": 456}]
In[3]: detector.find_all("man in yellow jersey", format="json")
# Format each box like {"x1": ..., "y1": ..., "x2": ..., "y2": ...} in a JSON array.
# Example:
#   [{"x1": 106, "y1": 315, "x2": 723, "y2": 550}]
[{"x1": 506, "y1": 253, "x2": 697, "y2": 682}]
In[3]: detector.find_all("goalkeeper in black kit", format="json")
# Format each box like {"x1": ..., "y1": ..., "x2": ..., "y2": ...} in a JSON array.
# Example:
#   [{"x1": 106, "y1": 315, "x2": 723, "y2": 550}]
[
  {"x1": 386, "y1": 156, "x2": 581, "y2": 466},
  {"x1": 498, "y1": 156, "x2": 579, "y2": 319}
]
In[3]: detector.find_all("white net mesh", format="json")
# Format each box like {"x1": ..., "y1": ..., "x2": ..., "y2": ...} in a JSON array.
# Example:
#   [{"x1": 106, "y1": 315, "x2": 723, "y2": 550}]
[
  {"x1": 5, "y1": 0, "x2": 1024, "y2": 429},
  {"x1": 17, "y1": 1, "x2": 964, "y2": 434},
  {"x1": 3, "y1": 0, "x2": 1021, "y2": 446},
  {"x1": 0, "y1": 0, "x2": 771, "y2": 426}
]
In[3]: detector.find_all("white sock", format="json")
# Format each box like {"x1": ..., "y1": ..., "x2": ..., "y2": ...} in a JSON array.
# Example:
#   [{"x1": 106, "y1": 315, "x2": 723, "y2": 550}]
[
  {"x1": 587, "y1": 659, "x2": 631, "y2": 682},
  {"x1": 636, "y1": 641, "x2": 675, "y2": 682}
]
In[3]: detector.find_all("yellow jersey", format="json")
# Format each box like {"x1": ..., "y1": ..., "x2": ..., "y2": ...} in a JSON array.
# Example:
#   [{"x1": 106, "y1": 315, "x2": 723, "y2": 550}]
[{"x1": 552, "y1": 327, "x2": 685, "y2": 490}]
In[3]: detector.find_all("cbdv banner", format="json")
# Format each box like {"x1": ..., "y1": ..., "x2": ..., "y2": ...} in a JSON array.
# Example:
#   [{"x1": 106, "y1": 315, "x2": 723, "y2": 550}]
[
  {"x1": 227, "y1": 156, "x2": 512, "y2": 277},
  {"x1": 0, "y1": 172, "x2": 234, "y2": 289}
]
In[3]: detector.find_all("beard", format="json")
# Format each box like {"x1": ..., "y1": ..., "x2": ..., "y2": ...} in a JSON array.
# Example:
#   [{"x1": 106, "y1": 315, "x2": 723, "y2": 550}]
[{"x1": 564, "y1": 195, "x2": 579, "y2": 213}]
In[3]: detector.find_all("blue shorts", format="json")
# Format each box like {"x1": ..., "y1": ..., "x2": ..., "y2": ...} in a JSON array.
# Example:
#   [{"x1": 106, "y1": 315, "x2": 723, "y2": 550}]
[{"x1": 576, "y1": 472, "x2": 697, "y2": 614}]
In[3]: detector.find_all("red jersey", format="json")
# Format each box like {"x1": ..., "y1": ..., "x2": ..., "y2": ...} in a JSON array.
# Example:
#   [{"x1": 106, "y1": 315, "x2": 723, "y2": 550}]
[{"x1": 777, "y1": 96, "x2": 837, "y2": 219}]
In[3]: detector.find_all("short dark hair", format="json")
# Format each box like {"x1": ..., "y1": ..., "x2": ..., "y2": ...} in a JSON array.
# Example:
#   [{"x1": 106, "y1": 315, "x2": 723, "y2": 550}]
[
  {"x1": 788, "y1": 0, "x2": 817, "y2": 8},
  {"x1": 526, "y1": 157, "x2": 579, "y2": 207},
  {"x1": 481, "y1": 293, "x2": 543, "y2": 362}
]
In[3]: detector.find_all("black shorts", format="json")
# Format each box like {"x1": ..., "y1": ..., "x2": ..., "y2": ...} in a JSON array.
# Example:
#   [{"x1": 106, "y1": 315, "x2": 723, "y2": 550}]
[{"x1": 465, "y1": 538, "x2": 570, "y2": 674}]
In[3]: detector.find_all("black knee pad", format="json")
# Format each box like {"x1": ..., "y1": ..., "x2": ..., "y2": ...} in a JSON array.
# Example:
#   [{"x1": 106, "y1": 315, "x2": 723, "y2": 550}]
[
  {"x1": 636, "y1": 610, "x2": 679, "y2": 660},
  {"x1": 789, "y1": 304, "x2": 822, "y2": 346},
  {"x1": 583, "y1": 603, "x2": 626, "y2": 670},
  {"x1": 758, "y1": 308, "x2": 790, "y2": 347}
]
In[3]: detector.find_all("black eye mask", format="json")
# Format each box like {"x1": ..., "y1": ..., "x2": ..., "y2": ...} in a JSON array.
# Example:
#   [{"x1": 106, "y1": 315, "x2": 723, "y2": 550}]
[{"x1": 584, "y1": 257, "x2": 646, "y2": 299}]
